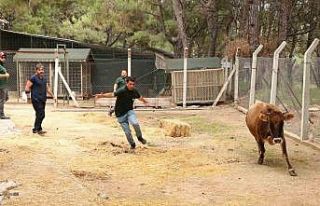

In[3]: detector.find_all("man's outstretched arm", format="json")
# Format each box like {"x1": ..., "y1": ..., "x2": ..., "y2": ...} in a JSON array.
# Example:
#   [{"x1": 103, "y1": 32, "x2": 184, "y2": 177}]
[
  {"x1": 138, "y1": 96, "x2": 149, "y2": 106},
  {"x1": 95, "y1": 92, "x2": 114, "y2": 99}
]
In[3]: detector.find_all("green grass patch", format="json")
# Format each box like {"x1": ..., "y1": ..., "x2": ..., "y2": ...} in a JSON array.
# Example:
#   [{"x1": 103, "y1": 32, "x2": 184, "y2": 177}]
[
  {"x1": 310, "y1": 87, "x2": 320, "y2": 105},
  {"x1": 180, "y1": 116, "x2": 233, "y2": 135}
]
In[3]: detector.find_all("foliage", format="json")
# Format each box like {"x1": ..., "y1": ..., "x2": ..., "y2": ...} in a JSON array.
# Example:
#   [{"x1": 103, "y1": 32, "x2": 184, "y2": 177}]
[{"x1": 0, "y1": 0, "x2": 319, "y2": 56}]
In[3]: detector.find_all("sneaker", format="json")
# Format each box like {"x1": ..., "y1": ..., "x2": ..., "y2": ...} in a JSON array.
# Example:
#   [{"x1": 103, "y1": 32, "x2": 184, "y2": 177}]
[
  {"x1": 137, "y1": 137, "x2": 147, "y2": 145},
  {"x1": 37, "y1": 130, "x2": 47, "y2": 135},
  {"x1": 0, "y1": 116, "x2": 10, "y2": 120},
  {"x1": 130, "y1": 143, "x2": 136, "y2": 149}
]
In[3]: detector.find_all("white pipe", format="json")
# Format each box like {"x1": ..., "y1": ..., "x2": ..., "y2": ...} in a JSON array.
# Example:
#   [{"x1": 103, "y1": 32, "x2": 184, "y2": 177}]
[
  {"x1": 234, "y1": 47, "x2": 240, "y2": 105},
  {"x1": 128, "y1": 48, "x2": 132, "y2": 76},
  {"x1": 249, "y1": 44, "x2": 263, "y2": 107},
  {"x1": 54, "y1": 48, "x2": 59, "y2": 108},
  {"x1": 182, "y1": 47, "x2": 188, "y2": 108},
  {"x1": 212, "y1": 67, "x2": 236, "y2": 107},
  {"x1": 301, "y1": 38, "x2": 319, "y2": 140},
  {"x1": 270, "y1": 41, "x2": 287, "y2": 104},
  {"x1": 58, "y1": 66, "x2": 80, "y2": 108}
]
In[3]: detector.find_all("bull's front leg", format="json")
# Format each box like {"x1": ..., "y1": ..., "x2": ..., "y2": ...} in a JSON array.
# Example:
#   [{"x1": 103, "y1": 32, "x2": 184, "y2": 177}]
[
  {"x1": 257, "y1": 140, "x2": 265, "y2": 165},
  {"x1": 281, "y1": 138, "x2": 297, "y2": 176}
]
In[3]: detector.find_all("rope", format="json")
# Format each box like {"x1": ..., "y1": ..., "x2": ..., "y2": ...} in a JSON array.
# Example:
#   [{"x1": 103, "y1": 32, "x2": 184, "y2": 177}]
[
  {"x1": 261, "y1": 77, "x2": 289, "y2": 113},
  {"x1": 135, "y1": 67, "x2": 159, "y2": 81}
]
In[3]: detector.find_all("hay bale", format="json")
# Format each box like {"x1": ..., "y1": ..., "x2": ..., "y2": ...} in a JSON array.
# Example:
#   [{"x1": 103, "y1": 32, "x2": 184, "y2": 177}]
[{"x1": 160, "y1": 119, "x2": 191, "y2": 137}]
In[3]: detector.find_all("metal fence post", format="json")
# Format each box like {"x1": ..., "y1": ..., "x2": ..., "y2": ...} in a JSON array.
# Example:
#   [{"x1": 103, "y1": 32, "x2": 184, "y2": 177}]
[
  {"x1": 249, "y1": 44, "x2": 263, "y2": 107},
  {"x1": 16, "y1": 60, "x2": 20, "y2": 102},
  {"x1": 54, "y1": 48, "x2": 59, "y2": 109},
  {"x1": 234, "y1": 48, "x2": 240, "y2": 105},
  {"x1": 301, "y1": 38, "x2": 319, "y2": 140},
  {"x1": 58, "y1": 66, "x2": 80, "y2": 108},
  {"x1": 128, "y1": 48, "x2": 132, "y2": 76},
  {"x1": 183, "y1": 47, "x2": 188, "y2": 108},
  {"x1": 270, "y1": 41, "x2": 286, "y2": 104},
  {"x1": 222, "y1": 57, "x2": 233, "y2": 98}
]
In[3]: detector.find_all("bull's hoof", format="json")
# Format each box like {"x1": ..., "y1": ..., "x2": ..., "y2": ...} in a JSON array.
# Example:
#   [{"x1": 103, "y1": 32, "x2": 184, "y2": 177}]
[
  {"x1": 288, "y1": 169, "x2": 297, "y2": 176},
  {"x1": 257, "y1": 158, "x2": 264, "y2": 165}
]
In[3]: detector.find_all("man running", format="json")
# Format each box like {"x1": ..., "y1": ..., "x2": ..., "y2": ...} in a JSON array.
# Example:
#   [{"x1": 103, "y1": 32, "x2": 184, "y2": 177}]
[{"x1": 96, "y1": 76, "x2": 148, "y2": 149}]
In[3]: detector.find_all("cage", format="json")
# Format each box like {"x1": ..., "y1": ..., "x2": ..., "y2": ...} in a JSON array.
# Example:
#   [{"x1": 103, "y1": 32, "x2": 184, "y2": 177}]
[{"x1": 13, "y1": 48, "x2": 93, "y2": 99}]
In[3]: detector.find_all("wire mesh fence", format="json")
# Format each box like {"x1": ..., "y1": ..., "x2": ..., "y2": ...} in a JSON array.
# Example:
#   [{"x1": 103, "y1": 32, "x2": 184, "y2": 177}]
[
  {"x1": 276, "y1": 58, "x2": 303, "y2": 136},
  {"x1": 310, "y1": 57, "x2": 320, "y2": 140},
  {"x1": 3, "y1": 43, "x2": 320, "y2": 141},
  {"x1": 236, "y1": 55, "x2": 320, "y2": 141},
  {"x1": 89, "y1": 58, "x2": 165, "y2": 98},
  {"x1": 237, "y1": 57, "x2": 252, "y2": 109},
  {"x1": 255, "y1": 57, "x2": 273, "y2": 103}
]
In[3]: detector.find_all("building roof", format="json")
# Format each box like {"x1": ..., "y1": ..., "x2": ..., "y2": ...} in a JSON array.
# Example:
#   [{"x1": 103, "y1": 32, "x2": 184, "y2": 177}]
[
  {"x1": 1, "y1": 29, "x2": 154, "y2": 59},
  {"x1": 13, "y1": 48, "x2": 91, "y2": 62},
  {"x1": 156, "y1": 54, "x2": 221, "y2": 71}
]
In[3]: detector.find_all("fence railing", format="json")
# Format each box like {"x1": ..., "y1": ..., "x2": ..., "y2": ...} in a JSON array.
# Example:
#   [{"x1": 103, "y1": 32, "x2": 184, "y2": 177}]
[
  {"x1": 3, "y1": 39, "x2": 320, "y2": 141},
  {"x1": 234, "y1": 39, "x2": 320, "y2": 142}
]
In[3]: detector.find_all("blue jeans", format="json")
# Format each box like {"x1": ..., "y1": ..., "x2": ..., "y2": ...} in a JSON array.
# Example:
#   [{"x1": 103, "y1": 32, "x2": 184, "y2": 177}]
[{"x1": 117, "y1": 110, "x2": 142, "y2": 146}]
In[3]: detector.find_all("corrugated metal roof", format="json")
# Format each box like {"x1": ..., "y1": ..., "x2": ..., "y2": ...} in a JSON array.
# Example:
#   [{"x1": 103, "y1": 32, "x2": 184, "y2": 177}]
[
  {"x1": 13, "y1": 48, "x2": 91, "y2": 62},
  {"x1": 155, "y1": 56, "x2": 222, "y2": 71},
  {"x1": 1, "y1": 29, "x2": 81, "y2": 43}
]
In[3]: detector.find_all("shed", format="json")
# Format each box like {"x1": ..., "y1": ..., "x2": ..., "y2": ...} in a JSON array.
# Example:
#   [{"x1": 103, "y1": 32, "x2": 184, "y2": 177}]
[
  {"x1": 13, "y1": 48, "x2": 92, "y2": 98},
  {"x1": 171, "y1": 68, "x2": 225, "y2": 104},
  {"x1": 155, "y1": 53, "x2": 226, "y2": 104}
]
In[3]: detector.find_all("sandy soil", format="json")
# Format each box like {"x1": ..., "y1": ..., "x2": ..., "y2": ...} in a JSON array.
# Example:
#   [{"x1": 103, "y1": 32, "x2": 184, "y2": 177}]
[{"x1": 0, "y1": 103, "x2": 320, "y2": 206}]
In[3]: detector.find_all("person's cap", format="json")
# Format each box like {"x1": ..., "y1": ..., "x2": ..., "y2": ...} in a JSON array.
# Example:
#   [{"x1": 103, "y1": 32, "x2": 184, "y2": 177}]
[{"x1": 0, "y1": 52, "x2": 6, "y2": 58}]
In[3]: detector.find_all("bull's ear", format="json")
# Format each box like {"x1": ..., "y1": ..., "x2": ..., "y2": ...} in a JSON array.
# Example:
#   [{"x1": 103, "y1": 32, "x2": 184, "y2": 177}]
[
  {"x1": 283, "y1": 112, "x2": 294, "y2": 121},
  {"x1": 259, "y1": 113, "x2": 269, "y2": 122}
]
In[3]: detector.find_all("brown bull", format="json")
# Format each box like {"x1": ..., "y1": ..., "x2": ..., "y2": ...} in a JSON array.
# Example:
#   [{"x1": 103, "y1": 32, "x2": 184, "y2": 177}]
[{"x1": 245, "y1": 102, "x2": 297, "y2": 176}]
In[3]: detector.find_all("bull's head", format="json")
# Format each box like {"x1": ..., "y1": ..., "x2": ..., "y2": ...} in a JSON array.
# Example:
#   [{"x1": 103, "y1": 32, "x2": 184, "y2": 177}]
[{"x1": 259, "y1": 107, "x2": 294, "y2": 144}]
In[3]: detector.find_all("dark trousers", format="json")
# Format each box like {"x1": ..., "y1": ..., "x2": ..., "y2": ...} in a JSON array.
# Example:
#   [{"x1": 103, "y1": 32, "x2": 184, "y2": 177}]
[
  {"x1": 0, "y1": 88, "x2": 8, "y2": 116},
  {"x1": 32, "y1": 100, "x2": 46, "y2": 132}
]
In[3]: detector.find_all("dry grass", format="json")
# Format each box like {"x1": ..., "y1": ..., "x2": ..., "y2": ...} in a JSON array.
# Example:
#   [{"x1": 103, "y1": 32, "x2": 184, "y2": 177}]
[{"x1": 0, "y1": 104, "x2": 320, "y2": 205}]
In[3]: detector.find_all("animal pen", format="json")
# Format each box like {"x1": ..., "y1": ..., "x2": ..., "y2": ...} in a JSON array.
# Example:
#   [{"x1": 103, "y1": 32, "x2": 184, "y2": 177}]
[
  {"x1": 155, "y1": 54, "x2": 227, "y2": 105},
  {"x1": 171, "y1": 68, "x2": 225, "y2": 104},
  {"x1": 233, "y1": 39, "x2": 320, "y2": 145},
  {"x1": 13, "y1": 48, "x2": 93, "y2": 99}
]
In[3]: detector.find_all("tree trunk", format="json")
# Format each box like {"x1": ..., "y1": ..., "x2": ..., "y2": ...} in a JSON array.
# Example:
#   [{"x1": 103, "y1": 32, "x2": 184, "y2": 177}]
[
  {"x1": 248, "y1": 0, "x2": 260, "y2": 52},
  {"x1": 306, "y1": 0, "x2": 320, "y2": 48},
  {"x1": 172, "y1": 0, "x2": 189, "y2": 52},
  {"x1": 202, "y1": 0, "x2": 219, "y2": 56},
  {"x1": 239, "y1": 0, "x2": 249, "y2": 39},
  {"x1": 157, "y1": 0, "x2": 176, "y2": 46},
  {"x1": 278, "y1": 0, "x2": 291, "y2": 44}
]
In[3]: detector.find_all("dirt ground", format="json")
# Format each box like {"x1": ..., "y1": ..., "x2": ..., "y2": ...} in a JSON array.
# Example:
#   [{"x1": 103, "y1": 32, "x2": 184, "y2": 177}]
[{"x1": 1, "y1": 103, "x2": 320, "y2": 206}]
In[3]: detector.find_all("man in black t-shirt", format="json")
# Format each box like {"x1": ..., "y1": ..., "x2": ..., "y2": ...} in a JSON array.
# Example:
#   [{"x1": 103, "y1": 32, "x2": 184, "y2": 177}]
[{"x1": 96, "y1": 77, "x2": 148, "y2": 149}]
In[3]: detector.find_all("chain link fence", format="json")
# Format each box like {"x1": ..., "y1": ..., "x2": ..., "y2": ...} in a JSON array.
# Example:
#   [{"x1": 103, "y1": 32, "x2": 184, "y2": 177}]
[
  {"x1": 236, "y1": 55, "x2": 320, "y2": 141},
  {"x1": 276, "y1": 58, "x2": 303, "y2": 136},
  {"x1": 90, "y1": 58, "x2": 158, "y2": 96},
  {"x1": 310, "y1": 57, "x2": 320, "y2": 140},
  {"x1": 237, "y1": 57, "x2": 251, "y2": 109}
]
